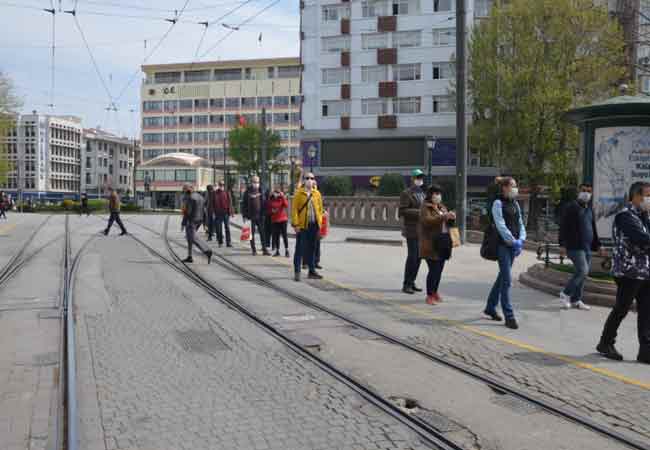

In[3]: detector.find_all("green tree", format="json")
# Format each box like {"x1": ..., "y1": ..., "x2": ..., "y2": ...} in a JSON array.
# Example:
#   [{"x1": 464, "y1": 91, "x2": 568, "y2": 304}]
[
  {"x1": 468, "y1": 0, "x2": 627, "y2": 228},
  {"x1": 320, "y1": 176, "x2": 353, "y2": 196},
  {"x1": 228, "y1": 123, "x2": 282, "y2": 184},
  {"x1": 378, "y1": 173, "x2": 406, "y2": 196},
  {"x1": 0, "y1": 72, "x2": 20, "y2": 186}
]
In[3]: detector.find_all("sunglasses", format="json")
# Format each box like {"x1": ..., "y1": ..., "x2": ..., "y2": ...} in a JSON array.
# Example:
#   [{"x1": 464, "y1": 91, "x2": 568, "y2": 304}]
[{"x1": 304, "y1": 177, "x2": 315, "y2": 180}]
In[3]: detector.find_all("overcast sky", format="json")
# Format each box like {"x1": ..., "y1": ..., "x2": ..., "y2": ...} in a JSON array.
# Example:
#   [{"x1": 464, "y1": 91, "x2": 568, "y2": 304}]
[{"x1": 0, "y1": 0, "x2": 299, "y2": 138}]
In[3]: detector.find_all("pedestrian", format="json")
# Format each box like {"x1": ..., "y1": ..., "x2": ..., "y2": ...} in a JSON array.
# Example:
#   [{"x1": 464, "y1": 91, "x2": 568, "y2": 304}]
[
  {"x1": 0, "y1": 191, "x2": 7, "y2": 220},
  {"x1": 418, "y1": 184, "x2": 456, "y2": 305},
  {"x1": 242, "y1": 175, "x2": 270, "y2": 255},
  {"x1": 205, "y1": 185, "x2": 216, "y2": 241},
  {"x1": 263, "y1": 188, "x2": 273, "y2": 250},
  {"x1": 399, "y1": 169, "x2": 426, "y2": 294},
  {"x1": 291, "y1": 172, "x2": 323, "y2": 281},
  {"x1": 80, "y1": 193, "x2": 90, "y2": 216},
  {"x1": 103, "y1": 188, "x2": 128, "y2": 236},
  {"x1": 558, "y1": 183, "x2": 603, "y2": 310},
  {"x1": 214, "y1": 180, "x2": 233, "y2": 247},
  {"x1": 483, "y1": 177, "x2": 526, "y2": 330},
  {"x1": 181, "y1": 184, "x2": 213, "y2": 264},
  {"x1": 302, "y1": 180, "x2": 323, "y2": 270},
  {"x1": 268, "y1": 185, "x2": 290, "y2": 257},
  {"x1": 597, "y1": 181, "x2": 650, "y2": 364}
]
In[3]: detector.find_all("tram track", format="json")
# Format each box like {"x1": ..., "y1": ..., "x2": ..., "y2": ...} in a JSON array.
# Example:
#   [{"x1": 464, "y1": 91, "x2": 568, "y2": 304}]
[
  {"x1": 0, "y1": 214, "x2": 53, "y2": 286},
  {"x1": 126, "y1": 215, "x2": 649, "y2": 450}
]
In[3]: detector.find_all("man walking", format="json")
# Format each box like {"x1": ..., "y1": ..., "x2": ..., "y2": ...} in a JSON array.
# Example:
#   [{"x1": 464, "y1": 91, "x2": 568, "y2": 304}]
[
  {"x1": 292, "y1": 172, "x2": 323, "y2": 281},
  {"x1": 597, "y1": 182, "x2": 650, "y2": 364},
  {"x1": 214, "y1": 180, "x2": 233, "y2": 247},
  {"x1": 103, "y1": 188, "x2": 127, "y2": 236},
  {"x1": 242, "y1": 176, "x2": 270, "y2": 256},
  {"x1": 399, "y1": 169, "x2": 426, "y2": 294},
  {"x1": 80, "y1": 193, "x2": 90, "y2": 216},
  {"x1": 181, "y1": 184, "x2": 213, "y2": 264},
  {"x1": 558, "y1": 183, "x2": 602, "y2": 310},
  {"x1": 205, "y1": 185, "x2": 216, "y2": 241}
]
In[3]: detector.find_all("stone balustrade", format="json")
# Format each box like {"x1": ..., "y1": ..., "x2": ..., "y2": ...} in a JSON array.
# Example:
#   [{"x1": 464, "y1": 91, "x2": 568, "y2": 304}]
[{"x1": 323, "y1": 196, "x2": 402, "y2": 228}]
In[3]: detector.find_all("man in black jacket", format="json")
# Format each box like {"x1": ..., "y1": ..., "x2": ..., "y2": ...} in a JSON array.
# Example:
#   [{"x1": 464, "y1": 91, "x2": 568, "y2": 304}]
[
  {"x1": 598, "y1": 181, "x2": 650, "y2": 364},
  {"x1": 399, "y1": 169, "x2": 425, "y2": 294},
  {"x1": 242, "y1": 176, "x2": 270, "y2": 256},
  {"x1": 558, "y1": 183, "x2": 602, "y2": 310}
]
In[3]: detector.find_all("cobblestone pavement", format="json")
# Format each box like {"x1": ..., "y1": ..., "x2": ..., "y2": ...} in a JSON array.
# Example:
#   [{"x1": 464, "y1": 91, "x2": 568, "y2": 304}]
[{"x1": 75, "y1": 232, "x2": 439, "y2": 450}]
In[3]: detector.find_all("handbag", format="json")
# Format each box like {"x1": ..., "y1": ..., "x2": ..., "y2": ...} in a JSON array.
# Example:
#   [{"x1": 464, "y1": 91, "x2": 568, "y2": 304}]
[
  {"x1": 480, "y1": 222, "x2": 498, "y2": 261},
  {"x1": 449, "y1": 226, "x2": 461, "y2": 248}
]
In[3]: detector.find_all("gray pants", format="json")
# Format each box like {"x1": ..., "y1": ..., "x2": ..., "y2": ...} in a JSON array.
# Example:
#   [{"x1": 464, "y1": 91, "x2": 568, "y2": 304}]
[{"x1": 185, "y1": 221, "x2": 210, "y2": 258}]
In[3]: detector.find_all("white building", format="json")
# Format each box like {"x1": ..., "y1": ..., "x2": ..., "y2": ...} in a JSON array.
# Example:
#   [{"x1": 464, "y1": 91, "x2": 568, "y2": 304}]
[
  {"x1": 300, "y1": 0, "x2": 498, "y2": 187},
  {"x1": 1, "y1": 113, "x2": 82, "y2": 200},
  {"x1": 82, "y1": 128, "x2": 135, "y2": 197}
]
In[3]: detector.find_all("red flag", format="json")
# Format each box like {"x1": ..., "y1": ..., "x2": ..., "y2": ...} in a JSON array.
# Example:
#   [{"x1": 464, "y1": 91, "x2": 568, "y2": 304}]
[{"x1": 239, "y1": 115, "x2": 246, "y2": 126}]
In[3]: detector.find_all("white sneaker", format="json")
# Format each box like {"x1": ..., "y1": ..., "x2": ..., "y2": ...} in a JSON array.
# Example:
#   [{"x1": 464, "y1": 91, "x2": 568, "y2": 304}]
[
  {"x1": 572, "y1": 301, "x2": 591, "y2": 311},
  {"x1": 559, "y1": 292, "x2": 571, "y2": 310}
]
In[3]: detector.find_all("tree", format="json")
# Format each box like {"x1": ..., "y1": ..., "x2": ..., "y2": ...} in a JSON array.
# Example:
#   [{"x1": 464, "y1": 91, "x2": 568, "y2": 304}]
[
  {"x1": 320, "y1": 176, "x2": 353, "y2": 196},
  {"x1": 468, "y1": 0, "x2": 627, "y2": 229},
  {"x1": 228, "y1": 123, "x2": 282, "y2": 184},
  {"x1": 0, "y1": 72, "x2": 21, "y2": 186},
  {"x1": 378, "y1": 173, "x2": 405, "y2": 196}
]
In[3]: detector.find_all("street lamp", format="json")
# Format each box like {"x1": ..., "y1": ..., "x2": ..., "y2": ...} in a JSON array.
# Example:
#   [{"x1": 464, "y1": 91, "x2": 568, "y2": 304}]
[
  {"x1": 307, "y1": 145, "x2": 317, "y2": 173},
  {"x1": 426, "y1": 137, "x2": 436, "y2": 186},
  {"x1": 289, "y1": 155, "x2": 296, "y2": 195}
]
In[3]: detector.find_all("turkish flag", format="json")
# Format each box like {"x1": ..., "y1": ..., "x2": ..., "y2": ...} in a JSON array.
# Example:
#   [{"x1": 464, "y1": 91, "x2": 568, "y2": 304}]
[{"x1": 239, "y1": 115, "x2": 246, "y2": 126}]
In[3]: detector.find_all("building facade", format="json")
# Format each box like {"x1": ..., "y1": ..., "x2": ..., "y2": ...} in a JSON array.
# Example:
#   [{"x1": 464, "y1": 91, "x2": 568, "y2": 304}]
[
  {"x1": 1, "y1": 113, "x2": 82, "y2": 200},
  {"x1": 82, "y1": 128, "x2": 135, "y2": 197},
  {"x1": 299, "y1": 0, "x2": 499, "y2": 187},
  {"x1": 140, "y1": 57, "x2": 302, "y2": 190}
]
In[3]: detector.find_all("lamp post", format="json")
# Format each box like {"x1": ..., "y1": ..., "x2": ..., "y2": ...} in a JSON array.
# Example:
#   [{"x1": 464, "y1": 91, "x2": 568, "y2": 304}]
[
  {"x1": 426, "y1": 137, "x2": 436, "y2": 186},
  {"x1": 289, "y1": 155, "x2": 296, "y2": 195},
  {"x1": 307, "y1": 145, "x2": 317, "y2": 173}
]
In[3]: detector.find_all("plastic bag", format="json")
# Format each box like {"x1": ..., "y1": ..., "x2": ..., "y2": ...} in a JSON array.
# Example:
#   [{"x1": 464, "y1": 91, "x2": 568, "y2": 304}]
[
  {"x1": 319, "y1": 212, "x2": 329, "y2": 238},
  {"x1": 240, "y1": 225, "x2": 252, "y2": 241}
]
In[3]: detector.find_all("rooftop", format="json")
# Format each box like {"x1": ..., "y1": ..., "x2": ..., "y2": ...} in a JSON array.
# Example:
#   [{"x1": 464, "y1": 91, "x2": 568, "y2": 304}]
[
  {"x1": 139, "y1": 152, "x2": 211, "y2": 168},
  {"x1": 142, "y1": 56, "x2": 300, "y2": 73}
]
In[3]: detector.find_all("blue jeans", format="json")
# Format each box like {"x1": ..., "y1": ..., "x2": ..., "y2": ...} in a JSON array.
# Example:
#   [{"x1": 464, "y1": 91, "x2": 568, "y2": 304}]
[
  {"x1": 563, "y1": 249, "x2": 591, "y2": 303},
  {"x1": 294, "y1": 223, "x2": 319, "y2": 273},
  {"x1": 486, "y1": 244, "x2": 516, "y2": 320},
  {"x1": 215, "y1": 213, "x2": 232, "y2": 246}
]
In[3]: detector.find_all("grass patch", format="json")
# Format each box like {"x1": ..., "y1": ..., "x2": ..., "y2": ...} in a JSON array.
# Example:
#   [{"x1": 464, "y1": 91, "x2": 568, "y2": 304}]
[{"x1": 548, "y1": 262, "x2": 614, "y2": 284}]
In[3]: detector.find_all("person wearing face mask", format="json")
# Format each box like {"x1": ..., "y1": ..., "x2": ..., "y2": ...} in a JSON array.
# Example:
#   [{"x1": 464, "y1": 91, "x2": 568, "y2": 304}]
[
  {"x1": 399, "y1": 169, "x2": 427, "y2": 294},
  {"x1": 268, "y1": 185, "x2": 290, "y2": 257},
  {"x1": 597, "y1": 182, "x2": 650, "y2": 364},
  {"x1": 558, "y1": 183, "x2": 602, "y2": 310},
  {"x1": 242, "y1": 175, "x2": 270, "y2": 256},
  {"x1": 291, "y1": 173, "x2": 323, "y2": 281},
  {"x1": 213, "y1": 180, "x2": 233, "y2": 247},
  {"x1": 181, "y1": 184, "x2": 213, "y2": 264},
  {"x1": 417, "y1": 185, "x2": 456, "y2": 305},
  {"x1": 484, "y1": 177, "x2": 526, "y2": 329}
]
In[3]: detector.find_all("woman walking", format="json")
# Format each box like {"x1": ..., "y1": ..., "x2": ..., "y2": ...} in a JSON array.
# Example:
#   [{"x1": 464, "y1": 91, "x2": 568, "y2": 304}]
[
  {"x1": 484, "y1": 177, "x2": 526, "y2": 329},
  {"x1": 418, "y1": 185, "x2": 455, "y2": 305},
  {"x1": 268, "y1": 185, "x2": 290, "y2": 257}
]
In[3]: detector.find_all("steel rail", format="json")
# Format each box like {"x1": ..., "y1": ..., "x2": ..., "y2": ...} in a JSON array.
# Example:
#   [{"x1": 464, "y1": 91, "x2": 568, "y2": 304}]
[{"x1": 0, "y1": 215, "x2": 53, "y2": 283}]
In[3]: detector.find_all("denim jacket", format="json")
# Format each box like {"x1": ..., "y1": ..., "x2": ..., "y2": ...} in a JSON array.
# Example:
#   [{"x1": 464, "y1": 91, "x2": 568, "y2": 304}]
[{"x1": 612, "y1": 204, "x2": 650, "y2": 280}]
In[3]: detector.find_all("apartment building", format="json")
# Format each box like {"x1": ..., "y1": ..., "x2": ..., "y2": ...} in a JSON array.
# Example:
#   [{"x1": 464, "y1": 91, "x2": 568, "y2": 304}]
[
  {"x1": 140, "y1": 57, "x2": 302, "y2": 187},
  {"x1": 299, "y1": 0, "x2": 497, "y2": 187},
  {"x1": 82, "y1": 128, "x2": 135, "y2": 197},
  {"x1": 0, "y1": 113, "x2": 82, "y2": 200}
]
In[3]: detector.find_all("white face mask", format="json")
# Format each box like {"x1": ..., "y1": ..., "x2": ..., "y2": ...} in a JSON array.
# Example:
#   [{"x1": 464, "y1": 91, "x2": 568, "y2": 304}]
[
  {"x1": 509, "y1": 187, "x2": 519, "y2": 199},
  {"x1": 577, "y1": 192, "x2": 592, "y2": 203},
  {"x1": 252, "y1": 183, "x2": 260, "y2": 189},
  {"x1": 414, "y1": 179, "x2": 424, "y2": 187},
  {"x1": 642, "y1": 197, "x2": 650, "y2": 211},
  {"x1": 432, "y1": 194, "x2": 442, "y2": 204}
]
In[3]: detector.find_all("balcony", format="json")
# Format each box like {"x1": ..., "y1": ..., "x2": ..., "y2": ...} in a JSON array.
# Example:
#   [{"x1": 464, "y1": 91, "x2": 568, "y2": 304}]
[
  {"x1": 341, "y1": 51, "x2": 351, "y2": 67},
  {"x1": 378, "y1": 115, "x2": 397, "y2": 129},
  {"x1": 378, "y1": 81, "x2": 397, "y2": 98},
  {"x1": 377, "y1": 16, "x2": 396, "y2": 32},
  {"x1": 377, "y1": 48, "x2": 397, "y2": 65},
  {"x1": 341, "y1": 84, "x2": 351, "y2": 99},
  {"x1": 341, "y1": 117, "x2": 350, "y2": 130}
]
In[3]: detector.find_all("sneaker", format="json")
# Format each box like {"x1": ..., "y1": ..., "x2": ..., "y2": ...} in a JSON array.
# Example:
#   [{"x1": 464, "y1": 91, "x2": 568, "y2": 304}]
[
  {"x1": 308, "y1": 271, "x2": 323, "y2": 280},
  {"x1": 433, "y1": 293, "x2": 442, "y2": 303},
  {"x1": 294, "y1": 272, "x2": 301, "y2": 282},
  {"x1": 412, "y1": 285, "x2": 423, "y2": 292},
  {"x1": 559, "y1": 292, "x2": 571, "y2": 310},
  {"x1": 102, "y1": 229, "x2": 108, "y2": 236},
  {"x1": 119, "y1": 231, "x2": 127, "y2": 236},
  {"x1": 597, "y1": 342, "x2": 623, "y2": 361},
  {"x1": 206, "y1": 250, "x2": 213, "y2": 265},
  {"x1": 505, "y1": 318, "x2": 519, "y2": 330},
  {"x1": 315, "y1": 264, "x2": 323, "y2": 270},
  {"x1": 182, "y1": 257, "x2": 194, "y2": 263},
  {"x1": 425, "y1": 295, "x2": 437, "y2": 305},
  {"x1": 402, "y1": 285, "x2": 415, "y2": 295},
  {"x1": 483, "y1": 309, "x2": 503, "y2": 321},
  {"x1": 226, "y1": 243, "x2": 233, "y2": 248},
  {"x1": 572, "y1": 301, "x2": 591, "y2": 311}
]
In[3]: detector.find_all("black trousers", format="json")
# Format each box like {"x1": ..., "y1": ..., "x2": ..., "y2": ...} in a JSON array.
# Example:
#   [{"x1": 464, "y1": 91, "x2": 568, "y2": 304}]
[
  {"x1": 215, "y1": 213, "x2": 232, "y2": 246},
  {"x1": 601, "y1": 277, "x2": 650, "y2": 353},
  {"x1": 105, "y1": 212, "x2": 126, "y2": 234},
  {"x1": 250, "y1": 219, "x2": 267, "y2": 253},
  {"x1": 403, "y1": 238, "x2": 421, "y2": 288},
  {"x1": 271, "y1": 221, "x2": 289, "y2": 251}
]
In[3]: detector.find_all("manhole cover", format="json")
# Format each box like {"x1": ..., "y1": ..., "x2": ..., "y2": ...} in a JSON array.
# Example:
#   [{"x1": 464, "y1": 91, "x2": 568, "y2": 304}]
[
  {"x1": 491, "y1": 394, "x2": 542, "y2": 415},
  {"x1": 175, "y1": 329, "x2": 230, "y2": 354},
  {"x1": 282, "y1": 313, "x2": 316, "y2": 322},
  {"x1": 33, "y1": 352, "x2": 59, "y2": 366},
  {"x1": 415, "y1": 411, "x2": 461, "y2": 433}
]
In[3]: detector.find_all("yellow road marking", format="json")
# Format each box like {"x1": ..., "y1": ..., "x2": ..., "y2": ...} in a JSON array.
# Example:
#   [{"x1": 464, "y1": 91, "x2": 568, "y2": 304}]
[{"x1": 0, "y1": 223, "x2": 17, "y2": 235}]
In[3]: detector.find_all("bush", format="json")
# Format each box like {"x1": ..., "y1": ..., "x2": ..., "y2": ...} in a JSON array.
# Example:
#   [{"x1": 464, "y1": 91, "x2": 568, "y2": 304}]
[
  {"x1": 87, "y1": 199, "x2": 108, "y2": 212},
  {"x1": 62, "y1": 199, "x2": 76, "y2": 210},
  {"x1": 378, "y1": 173, "x2": 406, "y2": 196},
  {"x1": 121, "y1": 203, "x2": 141, "y2": 212},
  {"x1": 320, "y1": 176, "x2": 353, "y2": 196}
]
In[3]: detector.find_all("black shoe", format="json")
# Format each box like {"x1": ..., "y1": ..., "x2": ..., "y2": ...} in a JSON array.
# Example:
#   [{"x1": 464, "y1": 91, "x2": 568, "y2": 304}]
[
  {"x1": 182, "y1": 257, "x2": 193, "y2": 263},
  {"x1": 252, "y1": 250, "x2": 257, "y2": 256},
  {"x1": 483, "y1": 309, "x2": 503, "y2": 321},
  {"x1": 505, "y1": 318, "x2": 519, "y2": 330},
  {"x1": 402, "y1": 286, "x2": 415, "y2": 295},
  {"x1": 308, "y1": 271, "x2": 323, "y2": 279},
  {"x1": 315, "y1": 264, "x2": 323, "y2": 270},
  {"x1": 102, "y1": 230, "x2": 108, "y2": 236},
  {"x1": 294, "y1": 272, "x2": 301, "y2": 282},
  {"x1": 120, "y1": 231, "x2": 127, "y2": 236},
  {"x1": 206, "y1": 250, "x2": 213, "y2": 264},
  {"x1": 285, "y1": 250, "x2": 290, "y2": 258},
  {"x1": 412, "y1": 285, "x2": 423, "y2": 292},
  {"x1": 273, "y1": 251, "x2": 280, "y2": 257},
  {"x1": 207, "y1": 237, "x2": 213, "y2": 242},
  {"x1": 597, "y1": 342, "x2": 623, "y2": 361},
  {"x1": 302, "y1": 264, "x2": 308, "y2": 270},
  {"x1": 226, "y1": 243, "x2": 232, "y2": 248},
  {"x1": 218, "y1": 243, "x2": 223, "y2": 248},
  {"x1": 637, "y1": 352, "x2": 650, "y2": 364}
]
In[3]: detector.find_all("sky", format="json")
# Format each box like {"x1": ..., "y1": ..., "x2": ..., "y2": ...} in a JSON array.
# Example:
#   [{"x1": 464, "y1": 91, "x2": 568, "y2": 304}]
[{"x1": 0, "y1": 0, "x2": 300, "y2": 138}]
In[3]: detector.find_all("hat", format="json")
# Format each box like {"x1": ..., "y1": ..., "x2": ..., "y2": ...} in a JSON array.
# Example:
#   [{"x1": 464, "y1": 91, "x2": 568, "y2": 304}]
[{"x1": 411, "y1": 169, "x2": 424, "y2": 177}]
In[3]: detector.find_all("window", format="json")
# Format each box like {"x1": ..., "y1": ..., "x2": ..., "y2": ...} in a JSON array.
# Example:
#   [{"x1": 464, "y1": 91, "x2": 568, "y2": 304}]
[
  {"x1": 164, "y1": 116, "x2": 178, "y2": 127},
  {"x1": 362, "y1": 0, "x2": 385, "y2": 17},
  {"x1": 225, "y1": 97, "x2": 240, "y2": 109},
  {"x1": 225, "y1": 115, "x2": 239, "y2": 126},
  {"x1": 143, "y1": 117, "x2": 163, "y2": 128},
  {"x1": 143, "y1": 133, "x2": 163, "y2": 144},
  {"x1": 291, "y1": 95, "x2": 302, "y2": 105},
  {"x1": 143, "y1": 101, "x2": 163, "y2": 112},
  {"x1": 321, "y1": 36, "x2": 351, "y2": 53},
  {"x1": 175, "y1": 169, "x2": 196, "y2": 182},
  {"x1": 278, "y1": 66, "x2": 301, "y2": 79},
  {"x1": 267, "y1": 67, "x2": 275, "y2": 79},
  {"x1": 210, "y1": 114, "x2": 224, "y2": 125},
  {"x1": 85, "y1": 173, "x2": 91, "y2": 185},
  {"x1": 362, "y1": 98, "x2": 389, "y2": 115},
  {"x1": 321, "y1": 100, "x2": 350, "y2": 117},
  {"x1": 290, "y1": 112, "x2": 300, "y2": 124},
  {"x1": 392, "y1": 0, "x2": 414, "y2": 15},
  {"x1": 241, "y1": 97, "x2": 256, "y2": 108},
  {"x1": 179, "y1": 132, "x2": 193, "y2": 144},
  {"x1": 258, "y1": 96, "x2": 272, "y2": 107},
  {"x1": 214, "y1": 68, "x2": 242, "y2": 81},
  {"x1": 361, "y1": 65, "x2": 389, "y2": 83},
  {"x1": 432, "y1": 28, "x2": 455, "y2": 46},
  {"x1": 393, "y1": 31, "x2": 421, "y2": 48},
  {"x1": 393, "y1": 63, "x2": 421, "y2": 81},
  {"x1": 274, "y1": 96, "x2": 290, "y2": 106},
  {"x1": 433, "y1": 0, "x2": 453, "y2": 12},
  {"x1": 86, "y1": 157, "x2": 92, "y2": 168},
  {"x1": 362, "y1": 33, "x2": 389, "y2": 50},
  {"x1": 474, "y1": 0, "x2": 491, "y2": 17},
  {"x1": 321, "y1": 68, "x2": 351, "y2": 85},
  {"x1": 210, "y1": 98, "x2": 223, "y2": 109},
  {"x1": 154, "y1": 71, "x2": 181, "y2": 83},
  {"x1": 433, "y1": 62, "x2": 455, "y2": 79},
  {"x1": 195, "y1": 132, "x2": 209, "y2": 143},
  {"x1": 322, "y1": 5, "x2": 350, "y2": 21},
  {"x1": 195, "y1": 99, "x2": 209, "y2": 109},
  {"x1": 179, "y1": 99, "x2": 193, "y2": 110},
  {"x1": 273, "y1": 113, "x2": 290, "y2": 125},
  {"x1": 433, "y1": 95, "x2": 453, "y2": 113},
  {"x1": 185, "y1": 70, "x2": 211, "y2": 82},
  {"x1": 194, "y1": 115, "x2": 209, "y2": 126},
  {"x1": 179, "y1": 116, "x2": 193, "y2": 126},
  {"x1": 393, "y1": 97, "x2": 421, "y2": 114},
  {"x1": 165, "y1": 133, "x2": 178, "y2": 145}
]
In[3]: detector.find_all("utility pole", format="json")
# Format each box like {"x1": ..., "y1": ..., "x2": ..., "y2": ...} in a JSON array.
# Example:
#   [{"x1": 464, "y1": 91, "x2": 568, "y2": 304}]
[
  {"x1": 260, "y1": 107, "x2": 268, "y2": 189},
  {"x1": 223, "y1": 135, "x2": 228, "y2": 190},
  {"x1": 455, "y1": 0, "x2": 468, "y2": 243}
]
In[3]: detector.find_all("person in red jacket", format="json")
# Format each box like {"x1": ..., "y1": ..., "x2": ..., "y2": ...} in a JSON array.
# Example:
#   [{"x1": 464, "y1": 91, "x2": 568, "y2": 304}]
[
  {"x1": 213, "y1": 180, "x2": 233, "y2": 247},
  {"x1": 267, "y1": 185, "x2": 290, "y2": 257}
]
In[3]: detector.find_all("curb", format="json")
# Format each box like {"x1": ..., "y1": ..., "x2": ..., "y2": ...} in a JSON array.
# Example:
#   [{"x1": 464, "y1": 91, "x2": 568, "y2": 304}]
[{"x1": 345, "y1": 237, "x2": 403, "y2": 247}]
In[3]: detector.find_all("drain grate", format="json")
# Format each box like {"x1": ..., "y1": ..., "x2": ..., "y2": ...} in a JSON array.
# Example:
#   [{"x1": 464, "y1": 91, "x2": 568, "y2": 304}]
[
  {"x1": 491, "y1": 394, "x2": 543, "y2": 415},
  {"x1": 175, "y1": 329, "x2": 230, "y2": 354}
]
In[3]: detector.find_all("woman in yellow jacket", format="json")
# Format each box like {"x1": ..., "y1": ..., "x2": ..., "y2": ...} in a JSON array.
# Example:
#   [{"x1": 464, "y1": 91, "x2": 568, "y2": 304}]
[{"x1": 291, "y1": 172, "x2": 323, "y2": 281}]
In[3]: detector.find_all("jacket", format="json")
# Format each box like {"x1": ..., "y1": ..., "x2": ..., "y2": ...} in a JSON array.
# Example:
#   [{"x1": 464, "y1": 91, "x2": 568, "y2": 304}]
[
  {"x1": 213, "y1": 189, "x2": 232, "y2": 215},
  {"x1": 241, "y1": 186, "x2": 266, "y2": 220},
  {"x1": 109, "y1": 192, "x2": 120, "y2": 213},
  {"x1": 417, "y1": 201, "x2": 448, "y2": 260},
  {"x1": 291, "y1": 187, "x2": 323, "y2": 230},
  {"x1": 492, "y1": 198, "x2": 526, "y2": 245},
  {"x1": 267, "y1": 193, "x2": 289, "y2": 223},
  {"x1": 399, "y1": 186, "x2": 424, "y2": 239},
  {"x1": 612, "y1": 205, "x2": 650, "y2": 280},
  {"x1": 559, "y1": 200, "x2": 601, "y2": 251},
  {"x1": 183, "y1": 192, "x2": 205, "y2": 225}
]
